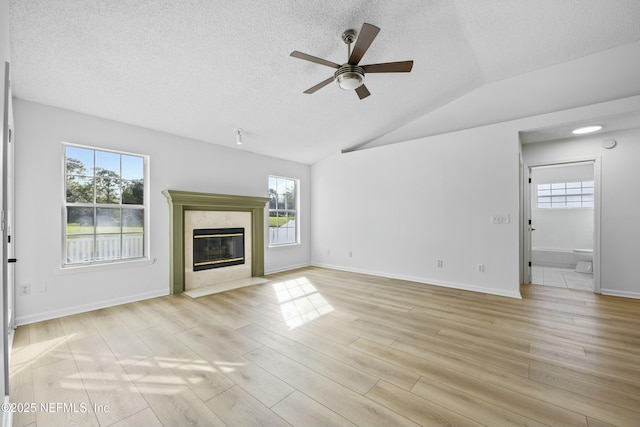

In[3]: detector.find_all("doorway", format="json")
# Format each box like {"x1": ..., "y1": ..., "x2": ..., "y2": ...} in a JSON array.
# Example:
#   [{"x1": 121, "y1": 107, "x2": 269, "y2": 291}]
[{"x1": 525, "y1": 159, "x2": 601, "y2": 293}]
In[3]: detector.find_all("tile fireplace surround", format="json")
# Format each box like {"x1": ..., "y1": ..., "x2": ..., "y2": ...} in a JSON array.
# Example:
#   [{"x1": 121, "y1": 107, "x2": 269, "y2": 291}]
[{"x1": 163, "y1": 190, "x2": 270, "y2": 295}]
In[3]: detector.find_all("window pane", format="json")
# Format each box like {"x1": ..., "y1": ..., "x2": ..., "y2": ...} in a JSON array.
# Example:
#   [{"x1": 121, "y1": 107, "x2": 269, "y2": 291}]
[
  {"x1": 537, "y1": 189, "x2": 551, "y2": 196},
  {"x1": 122, "y1": 179, "x2": 144, "y2": 204},
  {"x1": 566, "y1": 202, "x2": 582, "y2": 208},
  {"x1": 269, "y1": 181, "x2": 277, "y2": 209},
  {"x1": 96, "y1": 151, "x2": 120, "y2": 176},
  {"x1": 551, "y1": 183, "x2": 565, "y2": 189},
  {"x1": 96, "y1": 208, "x2": 121, "y2": 234},
  {"x1": 269, "y1": 211, "x2": 277, "y2": 227},
  {"x1": 566, "y1": 188, "x2": 580, "y2": 195},
  {"x1": 566, "y1": 195, "x2": 581, "y2": 202},
  {"x1": 582, "y1": 181, "x2": 594, "y2": 188},
  {"x1": 286, "y1": 180, "x2": 296, "y2": 205},
  {"x1": 551, "y1": 196, "x2": 566, "y2": 203},
  {"x1": 122, "y1": 233, "x2": 144, "y2": 259},
  {"x1": 66, "y1": 235, "x2": 94, "y2": 264},
  {"x1": 121, "y1": 155, "x2": 143, "y2": 180},
  {"x1": 582, "y1": 187, "x2": 594, "y2": 194},
  {"x1": 551, "y1": 188, "x2": 566, "y2": 195},
  {"x1": 66, "y1": 146, "x2": 94, "y2": 176},
  {"x1": 67, "y1": 207, "x2": 94, "y2": 234},
  {"x1": 66, "y1": 175, "x2": 94, "y2": 203},
  {"x1": 284, "y1": 211, "x2": 295, "y2": 227},
  {"x1": 96, "y1": 178, "x2": 122, "y2": 204},
  {"x1": 566, "y1": 182, "x2": 581, "y2": 188},
  {"x1": 537, "y1": 184, "x2": 550, "y2": 191},
  {"x1": 95, "y1": 234, "x2": 121, "y2": 261},
  {"x1": 122, "y1": 208, "x2": 144, "y2": 233},
  {"x1": 538, "y1": 197, "x2": 551, "y2": 203},
  {"x1": 583, "y1": 195, "x2": 594, "y2": 202}
]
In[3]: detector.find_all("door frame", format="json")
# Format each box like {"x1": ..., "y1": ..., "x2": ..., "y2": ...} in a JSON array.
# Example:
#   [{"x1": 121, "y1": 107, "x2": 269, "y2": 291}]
[
  {"x1": 522, "y1": 156, "x2": 601, "y2": 293},
  {"x1": 1, "y1": 60, "x2": 13, "y2": 410}
]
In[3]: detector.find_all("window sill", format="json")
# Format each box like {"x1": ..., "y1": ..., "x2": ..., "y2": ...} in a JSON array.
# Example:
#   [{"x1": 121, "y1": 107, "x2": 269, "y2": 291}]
[
  {"x1": 268, "y1": 242, "x2": 300, "y2": 249},
  {"x1": 58, "y1": 257, "x2": 156, "y2": 275}
]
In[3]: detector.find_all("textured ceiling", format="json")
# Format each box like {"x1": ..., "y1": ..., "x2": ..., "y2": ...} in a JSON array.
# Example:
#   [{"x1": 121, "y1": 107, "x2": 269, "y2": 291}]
[{"x1": 9, "y1": 0, "x2": 640, "y2": 164}]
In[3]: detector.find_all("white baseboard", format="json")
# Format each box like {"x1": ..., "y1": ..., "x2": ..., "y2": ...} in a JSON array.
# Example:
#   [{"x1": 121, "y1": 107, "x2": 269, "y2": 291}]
[
  {"x1": 600, "y1": 289, "x2": 640, "y2": 299},
  {"x1": 15, "y1": 289, "x2": 169, "y2": 326},
  {"x1": 2, "y1": 396, "x2": 12, "y2": 427},
  {"x1": 311, "y1": 262, "x2": 522, "y2": 299},
  {"x1": 264, "y1": 262, "x2": 311, "y2": 275}
]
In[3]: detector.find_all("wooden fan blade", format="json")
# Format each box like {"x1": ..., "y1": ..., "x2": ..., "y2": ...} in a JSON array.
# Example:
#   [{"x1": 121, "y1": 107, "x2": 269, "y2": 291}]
[
  {"x1": 355, "y1": 84, "x2": 371, "y2": 100},
  {"x1": 348, "y1": 23, "x2": 380, "y2": 65},
  {"x1": 303, "y1": 76, "x2": 334, "y2": 94},
  {"x1": 363, "y1": 60, "x2": 413, "y2": 73},
  {"x1": 290, "y1": 51, "x2": 341, "y2": 69}
]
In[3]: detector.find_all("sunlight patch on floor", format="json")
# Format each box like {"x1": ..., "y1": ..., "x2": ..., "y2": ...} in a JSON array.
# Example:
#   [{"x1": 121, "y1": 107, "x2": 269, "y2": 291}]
[{"x1": 272, "y1": 277, "x2": 334, "y2": 329}]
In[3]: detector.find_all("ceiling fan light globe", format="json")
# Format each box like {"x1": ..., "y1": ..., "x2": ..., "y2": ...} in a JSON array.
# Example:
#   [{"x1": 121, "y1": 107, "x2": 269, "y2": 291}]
[
  {"x1": 337, "y1": 73, "x2": 364, "y2": 90},
  {"x1": 334, "y1": 65, "x2": 366, "y2": 90}
]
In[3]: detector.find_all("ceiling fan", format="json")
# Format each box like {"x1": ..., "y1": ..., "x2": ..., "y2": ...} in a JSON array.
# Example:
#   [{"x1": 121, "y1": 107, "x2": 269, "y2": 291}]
[{"x1": 290, "y1": 23, "x2": 414, "y2": 100}]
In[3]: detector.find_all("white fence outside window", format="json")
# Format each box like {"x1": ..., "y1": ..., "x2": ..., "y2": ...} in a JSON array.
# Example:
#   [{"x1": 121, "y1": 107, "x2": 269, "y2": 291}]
[{"x1": 67, "y1": 234, "x2": 144, "y2": 263}]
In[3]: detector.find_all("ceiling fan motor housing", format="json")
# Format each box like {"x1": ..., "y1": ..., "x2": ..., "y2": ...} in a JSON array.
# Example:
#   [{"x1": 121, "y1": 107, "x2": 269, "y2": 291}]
[{"x1": 335, "y1": 65, "x2": 365, "y2": 90}]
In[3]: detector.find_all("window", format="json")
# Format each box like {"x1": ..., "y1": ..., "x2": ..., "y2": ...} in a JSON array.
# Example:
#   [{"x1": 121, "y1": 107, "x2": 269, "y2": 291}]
[
  {"x1": 537, "y1": 181, "x2": 594, "y2": 209},
  {"x1": 268, "y1": 176, "x2": 298, "y2": 245},
  {"x1": 64, "y1": 144, "x2": 147, "y2": 265}
]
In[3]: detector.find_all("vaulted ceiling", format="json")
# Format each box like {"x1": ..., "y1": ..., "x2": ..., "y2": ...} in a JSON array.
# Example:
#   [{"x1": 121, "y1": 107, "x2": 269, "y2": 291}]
[{"x1": 9, "y1": 1, "x2": 640, "y2": 164}]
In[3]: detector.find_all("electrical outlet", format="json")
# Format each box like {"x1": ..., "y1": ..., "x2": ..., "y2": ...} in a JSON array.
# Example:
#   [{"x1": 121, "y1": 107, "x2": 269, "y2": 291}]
[
  {"x1": 20, "y1": 284, "x2": 30, "y2": 296},
  {"x1": 348, "y1": 251, "x2": 353, "y2": 258},
  {"x1": 437, "y1": 259, "x2": 443, "y2": 268},
  {"x1": 477, "y1": 264, "x2": 485, "y2": 272}
]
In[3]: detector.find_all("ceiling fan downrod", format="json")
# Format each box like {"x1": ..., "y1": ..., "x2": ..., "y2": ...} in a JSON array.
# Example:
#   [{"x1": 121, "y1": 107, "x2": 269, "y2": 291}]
[{"x1": 342, "y1": 29, "x2": 357, "y2": 58}]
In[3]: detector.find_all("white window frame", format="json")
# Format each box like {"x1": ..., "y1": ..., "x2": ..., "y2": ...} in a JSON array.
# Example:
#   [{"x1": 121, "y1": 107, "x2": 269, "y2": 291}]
[
  {"x1": 268, "y1": 175, "x2": 300, "y2": 247},
  {"x1": 62, "y1": 142, "x2": 150, "y2": 268}
]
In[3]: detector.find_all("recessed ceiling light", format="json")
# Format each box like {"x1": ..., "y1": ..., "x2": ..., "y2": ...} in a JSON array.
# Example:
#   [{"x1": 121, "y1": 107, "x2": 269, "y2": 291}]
[{"x1": 572, "y1": 125, "x2": 602, "y2": 135}]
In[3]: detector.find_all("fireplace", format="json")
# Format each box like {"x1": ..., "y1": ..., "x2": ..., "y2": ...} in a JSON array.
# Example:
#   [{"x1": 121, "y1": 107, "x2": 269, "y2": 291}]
[
  {"x1": 193, "y1": 228, "x2": 245, "y2": 271},
  {"x1": 163, "y1": 190, "x2": 269, "y2": 294}
]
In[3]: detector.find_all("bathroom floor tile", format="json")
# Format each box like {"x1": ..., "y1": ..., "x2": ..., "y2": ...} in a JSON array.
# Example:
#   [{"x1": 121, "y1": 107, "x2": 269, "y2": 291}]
[{"x1": 530, "y1": 266, "x2": 594, "y2": 290}]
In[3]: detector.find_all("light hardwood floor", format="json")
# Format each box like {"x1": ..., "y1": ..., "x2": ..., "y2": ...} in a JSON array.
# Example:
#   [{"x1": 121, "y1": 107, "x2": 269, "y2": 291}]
[{"x1": 9, "y1": 266, "x2": 640, "y2": 426}]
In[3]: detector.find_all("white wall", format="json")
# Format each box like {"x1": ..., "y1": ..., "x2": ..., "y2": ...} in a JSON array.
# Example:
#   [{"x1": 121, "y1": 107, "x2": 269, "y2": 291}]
[
  {"x1": 523, "y1": 127, "x2": 640, "y2": 298},
  {"x1": 312, "y1": 95, "x2": 640, "y2": 300},
  {"x1": 312, "y1": 123, "x2": 522, "y2": 299},
  {"x1": 530, "y1": 163, "x2": 594, "y2": 251},
  {"x1": 13, "y1": 99, "x2": 311, "y2": 325},
  {"x1": 0, "y1": 0, "x2": 7, "y2": 65}
]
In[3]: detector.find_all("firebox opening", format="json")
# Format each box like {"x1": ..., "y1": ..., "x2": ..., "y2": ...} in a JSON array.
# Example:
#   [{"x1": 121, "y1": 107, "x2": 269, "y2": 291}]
[{"x1": 193, "y1": 228, "x2": 245, "y2": 271}]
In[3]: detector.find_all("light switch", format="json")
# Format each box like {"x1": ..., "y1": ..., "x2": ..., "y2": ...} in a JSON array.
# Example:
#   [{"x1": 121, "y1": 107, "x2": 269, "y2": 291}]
[{"x1": 491, "y1": 214, "x2": 510, "y2": 224}]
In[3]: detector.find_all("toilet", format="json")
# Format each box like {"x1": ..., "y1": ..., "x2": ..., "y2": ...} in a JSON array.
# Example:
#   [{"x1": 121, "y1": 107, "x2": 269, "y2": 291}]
[{"x1": 573, "y1": 249, "x2": 593, "y2": 274}]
